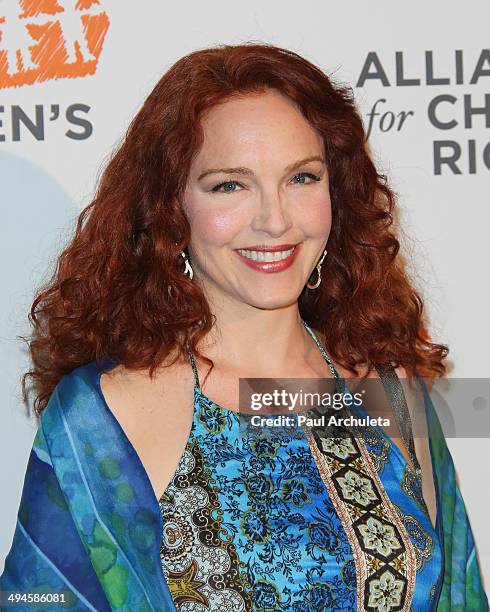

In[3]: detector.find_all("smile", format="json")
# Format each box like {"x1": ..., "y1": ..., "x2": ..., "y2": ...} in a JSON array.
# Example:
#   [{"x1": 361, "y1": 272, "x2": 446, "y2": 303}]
[
  {"x1": 234, "y1": 243, "x2": 301, "y2": 273},
  {"x1": 236, "y1": 247, "x2": 295, "y2": 262}
]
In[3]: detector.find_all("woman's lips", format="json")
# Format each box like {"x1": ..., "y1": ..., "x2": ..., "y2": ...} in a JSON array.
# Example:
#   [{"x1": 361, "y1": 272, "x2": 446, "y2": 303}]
[{"x1": 234, "y1": 243, "x2": 302, "y2": 273}]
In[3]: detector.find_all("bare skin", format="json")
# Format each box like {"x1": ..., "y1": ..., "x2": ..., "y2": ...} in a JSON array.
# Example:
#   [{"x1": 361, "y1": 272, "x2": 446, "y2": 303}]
[
  {"x1": 100, "y1": 88, "x2": 438, "y2": 532},
  {"x1": 100, "y1": 329, "x2": 438, "y2": 530}
]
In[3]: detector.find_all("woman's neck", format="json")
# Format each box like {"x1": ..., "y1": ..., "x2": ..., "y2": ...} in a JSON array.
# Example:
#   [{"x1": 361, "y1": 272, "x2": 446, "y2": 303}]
[{"x1": 196, "y1": 307, "x2": 320, "y2": 378}]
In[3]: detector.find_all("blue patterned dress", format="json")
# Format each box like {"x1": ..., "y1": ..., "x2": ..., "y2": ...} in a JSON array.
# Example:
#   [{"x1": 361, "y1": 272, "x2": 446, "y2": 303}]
[{"x1": 159, "y1": 321, "x2": 444, "y2": 611}]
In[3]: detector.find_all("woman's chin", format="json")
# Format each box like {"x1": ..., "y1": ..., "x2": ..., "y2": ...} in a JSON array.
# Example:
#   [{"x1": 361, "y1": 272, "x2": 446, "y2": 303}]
[{"x1": 239, "y1": 290, "x2": 302, "y2": 310}]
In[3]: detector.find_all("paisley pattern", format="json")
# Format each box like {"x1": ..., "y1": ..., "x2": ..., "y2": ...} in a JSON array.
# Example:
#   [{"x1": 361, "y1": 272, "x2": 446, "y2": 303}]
[
  {"x1": 158, "y1": 325, "x2": 447, "y2": 611},
  {"x1": 159, "y1": 397, "x2": 358, "y2": 611},
  {"x1": 0, "y1": 341, "x2": 488, "y2": 611},
  {"x1": 160, "y1": 439, "x2": 252, "y2": 610}
]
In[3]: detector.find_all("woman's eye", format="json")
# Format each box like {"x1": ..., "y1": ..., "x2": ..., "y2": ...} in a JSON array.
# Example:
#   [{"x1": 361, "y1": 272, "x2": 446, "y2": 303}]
[
  {"x1": 210, "y1": 173, "x2": 320, "y2": 193},
  {"x1": 291, "y1": 172, "x2": 321, "y2": 185},
  {"x1": 211, "y1": 180, "x2": 243, "y2": 193}
]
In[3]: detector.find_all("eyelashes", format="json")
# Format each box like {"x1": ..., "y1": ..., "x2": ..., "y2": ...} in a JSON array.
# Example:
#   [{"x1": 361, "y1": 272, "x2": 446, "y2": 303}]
[{"x1": 210, "y1": 172, "x2": 322, "y2": 194}]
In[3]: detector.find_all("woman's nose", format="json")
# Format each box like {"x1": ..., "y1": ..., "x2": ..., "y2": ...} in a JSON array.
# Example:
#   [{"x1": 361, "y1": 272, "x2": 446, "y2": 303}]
[{"x1": 250, "y1": 189, "x2": 292, "y2": 237}]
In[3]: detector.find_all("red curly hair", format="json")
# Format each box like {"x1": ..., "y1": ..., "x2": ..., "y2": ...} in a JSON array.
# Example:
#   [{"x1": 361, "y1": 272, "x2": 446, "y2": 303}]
[{"x1": 22, "y1": 42, "x2": 448, "y2": 414}]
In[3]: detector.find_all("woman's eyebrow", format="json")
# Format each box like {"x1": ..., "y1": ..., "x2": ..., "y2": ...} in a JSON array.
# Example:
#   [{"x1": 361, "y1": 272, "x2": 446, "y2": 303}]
[{"x1": 197, "y1": 155, "x2": 325, "y2": 181}]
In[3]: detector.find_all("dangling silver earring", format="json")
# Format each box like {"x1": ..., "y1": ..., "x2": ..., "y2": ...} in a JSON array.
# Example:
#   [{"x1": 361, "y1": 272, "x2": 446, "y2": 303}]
[
  {"x1": 307, "y1": 249, "x2": 327, "y2": 290},
  {"x1": 181, "y1": 251, "x2": 193, "y2": 280}
]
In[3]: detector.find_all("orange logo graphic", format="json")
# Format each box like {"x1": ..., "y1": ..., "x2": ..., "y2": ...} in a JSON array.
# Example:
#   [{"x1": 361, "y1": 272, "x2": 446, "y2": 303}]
[{"x1": 0, "y1": 0, "x2": 110, "y2": 89}]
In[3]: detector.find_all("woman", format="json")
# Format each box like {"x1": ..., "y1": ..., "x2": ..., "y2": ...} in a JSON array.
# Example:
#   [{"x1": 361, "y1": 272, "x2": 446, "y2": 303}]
[{"x1": 1, "y1": 43, "x2": 487, "y2": 611}]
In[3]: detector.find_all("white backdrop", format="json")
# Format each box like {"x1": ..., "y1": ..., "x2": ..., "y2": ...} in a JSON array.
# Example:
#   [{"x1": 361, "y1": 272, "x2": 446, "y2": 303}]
[{"x1": 1, "y1": 0, "x2": 489, "y2": 591}]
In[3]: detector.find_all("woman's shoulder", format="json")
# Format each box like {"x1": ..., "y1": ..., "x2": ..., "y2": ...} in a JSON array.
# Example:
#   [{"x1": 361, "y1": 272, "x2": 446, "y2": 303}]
[
  {"x1": 63, "y1": 358, "x2": 114, "y2": 398},
  {"x1": 312, "y1": 327, "x2": 375, "y2": 382},
  {"x1": 313, "y1": 328, "x2": 413, "y2": 375},
  {"x1": 97, "y1": 355, "x2": 194, "y2": 436},
  {"x1": 311, "y1": 328, "x2": 423, "y2": 400},
  {"x1": 41, "y1": 353, "x2": 192, "y2": 443},
  {"x1": 39, "y1": 359, "x2": 117, "y2": 434}
]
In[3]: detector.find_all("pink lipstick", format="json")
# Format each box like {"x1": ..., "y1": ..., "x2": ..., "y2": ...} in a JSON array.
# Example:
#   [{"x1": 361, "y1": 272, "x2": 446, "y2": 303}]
[{"x1": 234, "y1": 242, "x2": 302, "y2": 273}]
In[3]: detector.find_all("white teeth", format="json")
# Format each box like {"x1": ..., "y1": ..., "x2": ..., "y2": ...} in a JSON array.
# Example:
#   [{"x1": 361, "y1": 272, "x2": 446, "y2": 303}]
[{"x1": 237, "y1": 247, "x2": 295, "y2": 262}]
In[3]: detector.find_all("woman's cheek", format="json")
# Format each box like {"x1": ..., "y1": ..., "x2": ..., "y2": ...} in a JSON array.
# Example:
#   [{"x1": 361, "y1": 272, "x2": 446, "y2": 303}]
[
  {"x1": 294, "y1": 192, "x2": 332, "y2": 237},
  {"x1": 191, "y1": 205, "x2": 248, "y2": 247}
]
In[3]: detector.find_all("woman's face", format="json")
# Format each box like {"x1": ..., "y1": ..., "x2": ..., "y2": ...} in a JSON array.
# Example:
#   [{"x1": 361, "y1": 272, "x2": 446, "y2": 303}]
[{"x1": 183, "y1": 88, "x2": 332, "y2": 311}]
